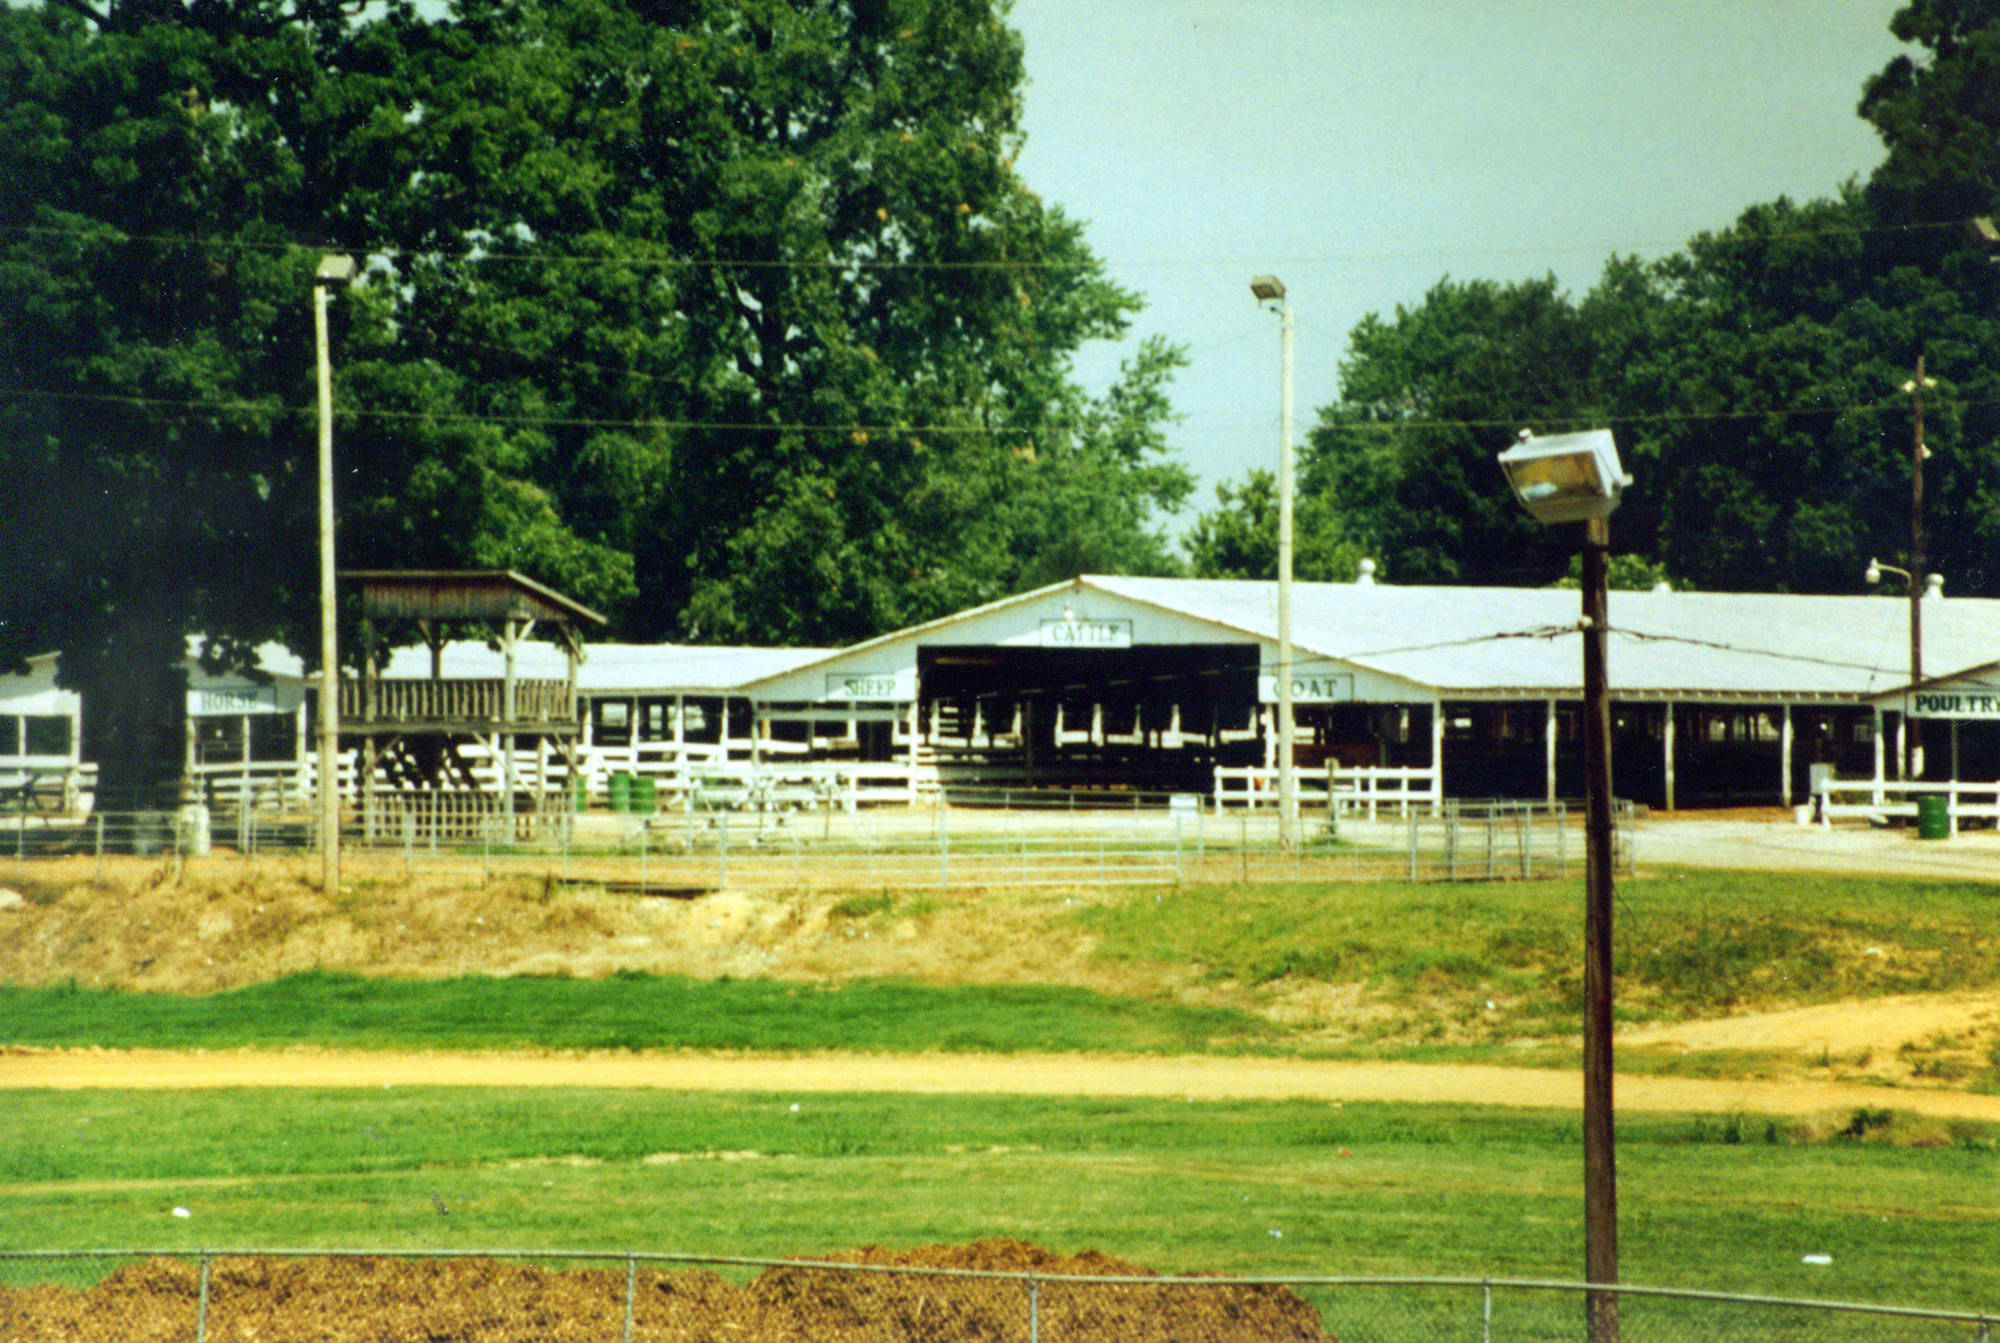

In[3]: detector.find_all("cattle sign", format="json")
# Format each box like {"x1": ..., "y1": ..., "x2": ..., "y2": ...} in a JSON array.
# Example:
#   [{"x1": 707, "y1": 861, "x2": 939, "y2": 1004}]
[{"x1": 1039, "y1": 618, "x2": 1133, "y2": 649}]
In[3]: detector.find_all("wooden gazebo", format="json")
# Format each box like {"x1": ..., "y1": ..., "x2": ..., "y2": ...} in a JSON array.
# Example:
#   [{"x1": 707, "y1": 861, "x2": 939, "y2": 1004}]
[{"x1": 340, "y1": 570, "x2": 606, "y2": 831}]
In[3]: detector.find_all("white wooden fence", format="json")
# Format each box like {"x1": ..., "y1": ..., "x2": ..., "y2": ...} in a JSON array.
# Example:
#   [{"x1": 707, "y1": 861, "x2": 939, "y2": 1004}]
[
  {"x1": 1808, "y1": 776, "x2": 2000, "y2": 835},
  {"x1": 1213, "y1": 763, "x2": 1439, "y2": 818}
]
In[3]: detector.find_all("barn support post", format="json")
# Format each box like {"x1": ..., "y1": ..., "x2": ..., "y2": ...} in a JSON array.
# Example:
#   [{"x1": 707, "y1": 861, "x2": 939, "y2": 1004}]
[
  {"x1": 1872, "y1": 707, "x2": 1886, "y2": 807},
  {"x1": 501, "y1": 618, "x2": 520, "y2": 809},
  {"x1": 1780, "y1": 703, "x2": 1794, "y2": 808},
  {"x1": 1430, "y1": 702, "x2": 1445, "y2": 806},
  {"x1": 1546, "y1": 698, "x2": 1559, "y2": 803},
  {"x1": 1662, "y1": 702, "x2": 1676, "y2": 813}
]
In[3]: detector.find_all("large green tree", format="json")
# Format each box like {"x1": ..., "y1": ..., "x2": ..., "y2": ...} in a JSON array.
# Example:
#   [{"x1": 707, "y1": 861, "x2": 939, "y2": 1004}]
[
  {"x1": 371, "y1": 0, "x2": 1187, "y2": 644},
  {"x1": 1196, "y1": 2, "x2": 2000, "y2": 597},
  {"x1": 1, "y1": 0, "x2": 1189, "y2": 799},
  {"x1": 1281, "y1": 266, "x2": 1655, "y2": 587}
]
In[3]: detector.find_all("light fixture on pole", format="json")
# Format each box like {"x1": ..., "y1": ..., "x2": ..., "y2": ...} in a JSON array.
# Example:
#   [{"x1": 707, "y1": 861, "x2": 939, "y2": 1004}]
[
  {"x1": 1866, "y1": 557, "x2": 1940, "y2": 778},
  {"x1": 1498, "y1": 426, "x2": 1630, "y2": 1343},
  {"x1": 1250, "y1": 274, "x2": 1296, "y2": 847},
  {"x1": 313, "y1": 252, "x2": 356, "y2": 893}
]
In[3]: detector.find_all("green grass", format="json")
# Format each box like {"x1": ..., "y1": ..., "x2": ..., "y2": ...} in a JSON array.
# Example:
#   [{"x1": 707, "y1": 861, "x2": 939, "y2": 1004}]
[
  {"x1": 1076, "y1": 869, "x2": 2000, "y2": 1030},
  {"x1": 6, "y1": 869, "x2": 1999, "y2": 1074},
  {"x1": 3, "y1": 1089, "x2": 1996, "y2": 1310},
  {"x1": 0, "y1": 970, "x2": 1277, "y2": 1055},
  {"x1": 8, "y1": 870, "x2": 2000, "y2": 1314}
]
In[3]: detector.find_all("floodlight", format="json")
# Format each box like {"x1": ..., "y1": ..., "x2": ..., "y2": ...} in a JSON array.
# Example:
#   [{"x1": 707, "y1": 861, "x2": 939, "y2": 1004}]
[
  {"x1": 1497, "y1": 428, "x2": 1630, "y2": 525},
  {"x1": 315, "y1": 253, "x2": 357, "y2": 285}
]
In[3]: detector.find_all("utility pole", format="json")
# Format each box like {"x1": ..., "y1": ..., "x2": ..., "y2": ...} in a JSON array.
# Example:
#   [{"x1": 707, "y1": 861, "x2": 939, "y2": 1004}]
[
  {"x1": 1249, "y1": 275, "x2": 1296, "y2": 847},
  {"x1": 1496, "y1": 428, "x2": 1630, "y2": 1343},
  {"x1": 314, "y1": 254, "x2": 356, "y2": 893},
  {"x1": 1904, "y1": 354, "x2": 1934, "y2": 779},
  {"x1": 1276, "y1": 290, "x2": 1296, "y2": 848},
  {"x1": 1581, "y1": 514, "x2": 1618, "y2": 1343}
]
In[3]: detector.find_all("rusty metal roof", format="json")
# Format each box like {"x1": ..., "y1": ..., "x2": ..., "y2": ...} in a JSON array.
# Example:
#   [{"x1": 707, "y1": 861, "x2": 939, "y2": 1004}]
[{"x1": 342, "y1": 570, "x2": 607, "y2": 626}]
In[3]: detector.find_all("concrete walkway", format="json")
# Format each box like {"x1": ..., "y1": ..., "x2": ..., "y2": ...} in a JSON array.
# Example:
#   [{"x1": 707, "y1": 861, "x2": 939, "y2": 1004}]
[{"x1": 1631, "y1": 813, "x2": 2000, "y2": 881}]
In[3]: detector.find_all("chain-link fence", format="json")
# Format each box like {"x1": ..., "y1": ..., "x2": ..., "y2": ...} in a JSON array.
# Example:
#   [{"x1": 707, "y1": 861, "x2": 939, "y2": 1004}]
[
  {"x1": 2, "y1": 1250, "x2": 1992, "y2": 1342},
  {"x1": 0, "y1": 798, "x2": 1627, "y2": 890}
]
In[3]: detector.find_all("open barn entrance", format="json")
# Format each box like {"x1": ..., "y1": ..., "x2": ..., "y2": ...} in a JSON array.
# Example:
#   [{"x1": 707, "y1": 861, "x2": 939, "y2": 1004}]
[{"x1": 917, "y1": 643, "x2": 1261, "y2": 797}]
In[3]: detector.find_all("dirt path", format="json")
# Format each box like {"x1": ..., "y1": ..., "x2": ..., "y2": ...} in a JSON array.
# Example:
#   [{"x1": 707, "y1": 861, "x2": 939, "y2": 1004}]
[
  {"x1": 10, "y1": 1045, "x2": 2000, "y2": 1123},
  {"x1": 1621, "y1": 989, "x2": 2000, "y2": 1055}
]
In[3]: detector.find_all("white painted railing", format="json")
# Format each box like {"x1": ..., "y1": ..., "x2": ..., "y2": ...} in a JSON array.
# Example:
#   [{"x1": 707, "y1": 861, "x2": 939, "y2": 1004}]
[
  {"x1": 1808, "y1": 777, "x2": 2000, "y2": 834},
  {"x1": 1212, "y1": 763, "x2": 1439, "y2": 818},
  {"x1": 681, "y1": 760, "x2": 939, "y2": 812}
]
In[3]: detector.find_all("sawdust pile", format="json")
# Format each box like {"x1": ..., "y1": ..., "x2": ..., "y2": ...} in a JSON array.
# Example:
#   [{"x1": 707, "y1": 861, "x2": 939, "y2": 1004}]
[{"x1": 0, "y1": 1241, "x2": 1335, "y2": 1342}]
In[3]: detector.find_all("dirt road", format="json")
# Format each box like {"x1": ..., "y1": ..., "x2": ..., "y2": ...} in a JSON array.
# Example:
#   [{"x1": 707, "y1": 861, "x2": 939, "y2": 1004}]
[{"x1": 10, "y1": 1045, "x2": 2000, "y2": 1123}]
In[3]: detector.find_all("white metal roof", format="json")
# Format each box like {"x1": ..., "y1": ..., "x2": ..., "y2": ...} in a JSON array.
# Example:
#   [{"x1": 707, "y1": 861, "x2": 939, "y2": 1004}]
[
  {"x1": 1088, "y1": 575, "x2": 1998, "y2": 700},
  {"x1": 363, "y1": 641, "x2": 828, "y2": 694},
  {"x1": 220, "y1": 640, "x2": 827, "y2": 696},
  {"x1": 151, "y1": 576, "x2": 2000, "y2": 708}
]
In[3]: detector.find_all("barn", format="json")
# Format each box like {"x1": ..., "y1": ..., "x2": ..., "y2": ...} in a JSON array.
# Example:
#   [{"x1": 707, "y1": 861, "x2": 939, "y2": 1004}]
[
  {"x1": 9, "y1": 572, "x2": 1999, "y2": 819},
  {"x1": 731, "y1": 573, "x2": 2000, "y2": 813}
]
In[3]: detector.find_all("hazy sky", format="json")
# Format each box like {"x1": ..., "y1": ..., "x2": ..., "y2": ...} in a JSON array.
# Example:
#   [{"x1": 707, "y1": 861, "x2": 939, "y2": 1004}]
[{"x1": 1007, "y1": 0, "x2": 1911, "y2": 520}]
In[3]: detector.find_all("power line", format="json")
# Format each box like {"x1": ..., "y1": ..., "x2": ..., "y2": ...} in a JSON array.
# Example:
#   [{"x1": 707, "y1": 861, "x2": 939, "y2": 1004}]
[
  {"x1": 0, "y1": 212, "x2": 1978, "y2": 278},
  {"x1": 11, "y1": 382, "x2": 1991, "y2": 439},
  {"x1": 0, "y1": 385, "x2": 1042, "y2": 438}
]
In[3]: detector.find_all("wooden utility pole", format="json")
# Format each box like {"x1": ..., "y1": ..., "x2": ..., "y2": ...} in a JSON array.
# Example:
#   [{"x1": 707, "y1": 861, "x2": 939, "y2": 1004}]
[
  {"x1": 1580, "y1": 514, "x2": 1618, "y2": 1343},
  {"x1": 1905, "y1": 355, "x2": 1933, "y2": 779}
]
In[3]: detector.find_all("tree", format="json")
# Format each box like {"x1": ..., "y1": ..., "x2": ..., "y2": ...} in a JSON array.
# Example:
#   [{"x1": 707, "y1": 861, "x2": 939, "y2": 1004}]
[
  {"x1": 1187, "y1": 6, "x2": 2000, "y2": 600},
  {"x1": 1182, "y1": 470, "x2": 1373, "y2": 583},
  {"x1": 0, "y1": 0, "x2": 641, "y2": 804},
  {"x1": 1288, "y1": 269, "x2": 1655, "y2": 588},
  {"x1": 1860, "y1": 0, "x2": 2000, "y2": 236},
  {"x1": 1, "y1": 0, "x2": 1191, "y2": 798},
  {"x1": 384, "y1": 0, "x2": 1188, "y2": 644}
]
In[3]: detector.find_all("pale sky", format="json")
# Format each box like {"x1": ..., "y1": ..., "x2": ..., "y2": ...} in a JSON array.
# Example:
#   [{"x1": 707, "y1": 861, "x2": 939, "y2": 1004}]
[{"x1": 1007, "y1": 0, "x2": 1911, "y2": 522}]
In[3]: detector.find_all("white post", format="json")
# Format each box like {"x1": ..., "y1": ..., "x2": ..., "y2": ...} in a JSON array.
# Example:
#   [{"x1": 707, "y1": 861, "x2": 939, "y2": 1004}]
[
  {"x1": 1430, "y1": 702, "x2": 1445, "y2": 806},
  {"x1": 1545, "y1": 698, "x2": 1558, "y2": 804},
  {"x1": 1871, "y1": 707, "x2": 1885, "y2": 807},
  {"x1": 501, "y1": 619, "x2": 519, "y2": 808},
  {"x1": 1662, "y1": 702, "x2": 1676, "y2": 813},
  {"x1": 1779, "y1": 703, "x2": 1794, "y2": 809}
]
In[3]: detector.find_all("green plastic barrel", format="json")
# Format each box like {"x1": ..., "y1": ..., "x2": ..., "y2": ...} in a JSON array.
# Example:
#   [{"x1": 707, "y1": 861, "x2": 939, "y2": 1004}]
[
  {"x1": 573, "y1": 773, "x2": 588, "y2": 813},
  {"x1": 607, "y1": 771, "x2": 632, "y2": 813},
  {"x1": 1917, "y1": 794, "x2": 1951, "y2": 840},
  {"x1": 631, "y1": 775, "x2": 658, "y2": 814}
]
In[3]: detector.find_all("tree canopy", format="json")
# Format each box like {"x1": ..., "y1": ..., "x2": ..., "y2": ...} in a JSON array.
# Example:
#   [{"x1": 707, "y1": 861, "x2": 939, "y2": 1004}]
[
  {"x1": 1188, "y1": 2, "x2": 2000, "y2": 599},
  {"x1": 0, "y1": 0, "x2": 1190, "y2": 797}
]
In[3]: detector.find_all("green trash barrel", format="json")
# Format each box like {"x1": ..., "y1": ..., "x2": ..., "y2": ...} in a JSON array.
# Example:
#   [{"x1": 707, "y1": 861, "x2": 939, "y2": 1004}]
[
  {"x1": 607, "y1": 771, "x2": 632, "y2": 813},
  {"x1": 1917, "y1": 794, "x2": 1951, "y2": 840},
  {"x1": 573, "y1": 773, "x2": 588, "y2": 813},
  {"x1": 631, "y1": 775, "x2": 658, "y2": 814}
]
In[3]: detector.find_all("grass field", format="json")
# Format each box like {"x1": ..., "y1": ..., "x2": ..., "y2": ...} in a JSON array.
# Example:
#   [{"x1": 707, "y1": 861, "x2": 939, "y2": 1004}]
[
  {"x1": 4, "y1": 1088, "x2": 1998, "y2": 1309},
  {"x1": 5, "y1": 865, "x2": 2000, "y2": 1312},
  {"x1": 0, "y1": 972, "x2": 1279, "y2": 1055}
]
